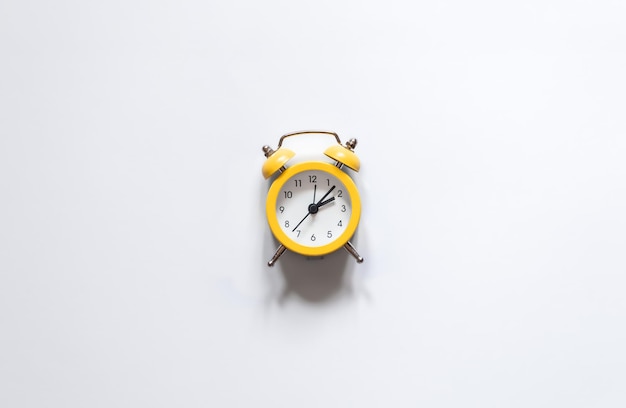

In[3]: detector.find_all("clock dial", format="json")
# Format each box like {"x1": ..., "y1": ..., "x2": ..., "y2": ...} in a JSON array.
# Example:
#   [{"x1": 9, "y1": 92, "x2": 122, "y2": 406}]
[
  {"x1": 275, "y1": 169, "x2": 352, "y2": 248},
  {"x1": 266, "y1": 161, "x2": 361, "y2": 257}
]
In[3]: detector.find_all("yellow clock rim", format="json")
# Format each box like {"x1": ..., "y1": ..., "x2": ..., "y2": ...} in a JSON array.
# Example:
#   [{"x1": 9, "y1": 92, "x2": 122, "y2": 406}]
[{"x1": 266, "y1": 161, "x2": 361, "y2": 257}]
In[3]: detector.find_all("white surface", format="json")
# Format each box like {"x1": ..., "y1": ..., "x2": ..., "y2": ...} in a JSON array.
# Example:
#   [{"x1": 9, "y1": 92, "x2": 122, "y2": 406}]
[{"x1": 1, "y1": 1, "x2": 626, "y2": 407}]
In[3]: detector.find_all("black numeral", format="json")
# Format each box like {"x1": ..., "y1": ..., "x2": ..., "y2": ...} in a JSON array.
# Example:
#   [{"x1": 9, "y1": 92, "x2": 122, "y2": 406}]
[
  {"x1": 327, "y1": 231, "x2": 333, "y2": 238},
  {"x1": 338, "y1": 220, "x2": 342, "y2": 227},
  {"x1": 341, "y1": 205, "x2": 346, "y2": 212},
  {"x1": 279, "y1": 206, "x2": 285, "y2": 213},
  {"x1": 311, "y1": 234, "x2": 316, "y2": 241},
  {"x1": 284, "y1": 191, "x2": 293, "y2": 198},
  {"x1": 294, "y1": 179, "x2": 302, "y2": 187},
  {"x1": 309, "y1": 175, "x2": 317, "y2": 183},
  {"x1": 337, "y1": 190, "x2": 343, "y2": 197},
  {"x1": 284, "y1": 220, "x2": 289, "y2": 228},
  {"x1": 326, "y1": 179, "x2": 330, "y2": 186},
  {"x1": 296, "y1": 230, "x2": 301, "y2": 237}
]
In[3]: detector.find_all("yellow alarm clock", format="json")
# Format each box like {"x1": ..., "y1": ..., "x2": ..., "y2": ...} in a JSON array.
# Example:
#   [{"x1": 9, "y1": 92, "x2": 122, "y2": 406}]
[{"x1": 262, "y1": 131, "x2": 364, "y2": 267}]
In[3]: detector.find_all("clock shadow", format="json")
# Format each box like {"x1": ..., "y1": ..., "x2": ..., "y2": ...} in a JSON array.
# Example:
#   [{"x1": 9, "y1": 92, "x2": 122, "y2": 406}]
[{"x1": 273, "y1": 246, "x2": 354, "y2": 304}]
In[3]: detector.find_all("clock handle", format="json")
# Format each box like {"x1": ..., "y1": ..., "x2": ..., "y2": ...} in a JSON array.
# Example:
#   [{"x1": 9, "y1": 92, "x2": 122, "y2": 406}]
[
  {"x1": 268, "y1": 130, "x2": 361, "y2": 172},
  {"x1": 277, "y1": 130, "x2": 342, "y2": 148}
]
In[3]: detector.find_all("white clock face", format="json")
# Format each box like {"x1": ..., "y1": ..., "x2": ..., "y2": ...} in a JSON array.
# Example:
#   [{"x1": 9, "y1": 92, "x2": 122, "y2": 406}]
[{"x1": 275, "y1": 169, "x2": 352, "y2": 248}]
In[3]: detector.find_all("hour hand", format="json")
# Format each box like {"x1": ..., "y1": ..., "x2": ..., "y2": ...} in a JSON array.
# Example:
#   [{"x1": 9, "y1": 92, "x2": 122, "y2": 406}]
[
  {"x1": 315, "y1": 185, "x2": 335, "y2": 206},
  {"x1": 317, "y1": 197, "x2": 335, "y2": 208}
]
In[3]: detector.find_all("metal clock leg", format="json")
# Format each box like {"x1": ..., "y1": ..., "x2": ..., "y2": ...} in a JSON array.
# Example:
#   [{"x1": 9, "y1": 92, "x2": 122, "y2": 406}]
[
  {"x1": 344, "y1": 241, "x2": 364, "y2": 263},
  {"x1": 267, "y1": 244, "x2": 287, "y2": 267}
]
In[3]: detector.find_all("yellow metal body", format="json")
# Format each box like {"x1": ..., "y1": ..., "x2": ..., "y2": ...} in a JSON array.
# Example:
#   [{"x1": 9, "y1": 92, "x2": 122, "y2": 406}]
[
  {"x1": 323, "y1": 145, "x2": 361, "y2": 172},
  {"x1": 262, "y1": 148, "x2": 295, "y2": 179},
  {"x1": 266, "y1": 161, "x2": 361, "y2": 257}
]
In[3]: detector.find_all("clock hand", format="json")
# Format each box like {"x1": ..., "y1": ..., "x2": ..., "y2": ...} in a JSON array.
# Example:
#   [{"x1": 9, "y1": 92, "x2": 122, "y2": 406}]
[
  {"x1": 315, "y1": 185, "x2": 335, "y2": 206},
  {"x1": 313, "y1": 184, "x2": 316, "y2": 203},
  {"x1": 291, "y1": 185, "x2": 336, "y2": 232},
  {"x1": 317, "y1": 197, "x2": 335, "y2": 208},
  {"x1": 292, "y1": 211, "x2": 311, "y2": 232}
]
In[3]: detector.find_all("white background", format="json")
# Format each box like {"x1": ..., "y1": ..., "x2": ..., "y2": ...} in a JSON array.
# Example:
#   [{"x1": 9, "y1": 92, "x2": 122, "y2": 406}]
[{"x1": 1, "y1": 1, "x2": 626, "y2": 407}]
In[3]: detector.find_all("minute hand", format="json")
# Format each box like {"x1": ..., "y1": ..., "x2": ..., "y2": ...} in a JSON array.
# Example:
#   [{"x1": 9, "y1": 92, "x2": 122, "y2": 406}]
[{"x1": 315, "y1": 185, "x2": 335, "y2": 206}]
